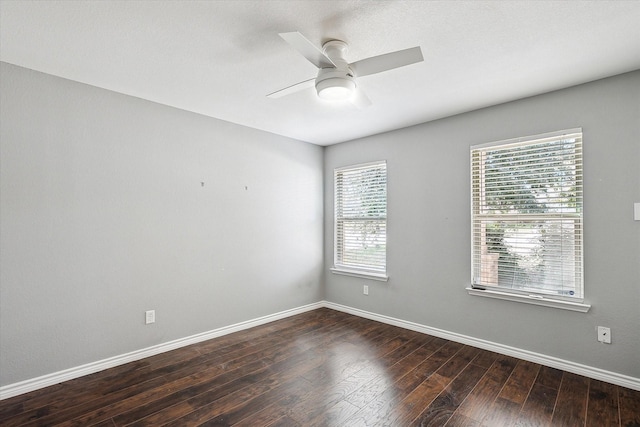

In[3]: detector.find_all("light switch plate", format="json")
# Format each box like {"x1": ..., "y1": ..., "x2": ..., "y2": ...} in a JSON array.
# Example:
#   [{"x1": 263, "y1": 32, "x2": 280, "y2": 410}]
[{"x1": 635, "y1": 203, "x2": 640, "y2": 221}]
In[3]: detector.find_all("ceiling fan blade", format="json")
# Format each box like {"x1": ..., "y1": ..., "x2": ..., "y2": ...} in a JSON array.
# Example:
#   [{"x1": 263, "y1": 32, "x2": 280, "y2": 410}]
[
  {"x1": 279, "y1": 32, "x2": 336, "y2": 69},
  {"x1": 266, "y1": 78, "x2": 315, "y2": 98},
  {"x1": 350, "y1": 88, "x2": 372, "y2": 109},
  {"x1": 350, "y1": 46, "x2": 423, "y2": 77}
]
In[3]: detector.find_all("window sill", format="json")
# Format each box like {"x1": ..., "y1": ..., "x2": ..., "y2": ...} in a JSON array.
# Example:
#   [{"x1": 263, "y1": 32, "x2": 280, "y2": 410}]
[
  {"x1": 465, "y1": 287, "x2": 591, "y2": 312},
  {"x1": 331, "y1": 268, "x2": 389, "y2": 282}
]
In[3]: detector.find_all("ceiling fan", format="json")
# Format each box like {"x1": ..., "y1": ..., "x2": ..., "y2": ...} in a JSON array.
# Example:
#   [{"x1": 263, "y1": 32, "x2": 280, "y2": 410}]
[{"x1": 267, "y1": 32, "x2": 424, "y2": 107}]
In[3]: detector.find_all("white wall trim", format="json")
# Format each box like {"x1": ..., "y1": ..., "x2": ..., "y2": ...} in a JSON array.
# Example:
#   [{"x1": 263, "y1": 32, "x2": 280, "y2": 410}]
[
  {"x1": 0, "y1": 302, "x2": 323, "y2": 400},
  {"x1": 466, "y1": 287, "x2": 591, "y2": 312},
  {"x1": 2, "y1": 300, "x2": 638, "y2": 400},
  {"x1": 330, "y1": 267, "x2": 389, "y2": 282},
  {"x1": 323, "y1": 301, "x2": 640, "y2": 391}
]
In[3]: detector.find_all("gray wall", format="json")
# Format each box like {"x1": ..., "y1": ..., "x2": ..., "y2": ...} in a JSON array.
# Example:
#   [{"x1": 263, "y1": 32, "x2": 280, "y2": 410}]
[
  {"x1": 0, "y1": 63, "x2": 324, "y2": 386},
  {"x1": 324, "y1": 71, "x2": 640, "y2": 378},
  {"x1": 2, "y1": 61, "x2": 638, "y2": 388}
]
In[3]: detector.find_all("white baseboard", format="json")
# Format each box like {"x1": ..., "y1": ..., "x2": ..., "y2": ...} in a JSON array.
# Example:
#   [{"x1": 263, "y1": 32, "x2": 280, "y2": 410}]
[
  {"x1": 2, "y1": 300, "x2": 638, "y2": 400},
  {"x1": 323, "y1": 301, "x2": 640, "y2": 391},
  {"x1": 0, "y1": 302, "x2": 323, "y2": 400}
]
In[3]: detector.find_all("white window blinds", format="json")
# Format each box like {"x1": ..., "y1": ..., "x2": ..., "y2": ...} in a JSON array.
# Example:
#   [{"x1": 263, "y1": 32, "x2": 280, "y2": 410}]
[
  {"x1": 471, "y1": 129, "x2": 583, "y2": 300},
  {"x1": 335, "y1": 161, "x2": 387, "y2": 274}
]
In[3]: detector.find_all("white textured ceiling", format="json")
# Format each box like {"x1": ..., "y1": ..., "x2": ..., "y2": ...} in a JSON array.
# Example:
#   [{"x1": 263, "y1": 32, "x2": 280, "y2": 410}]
[{"x1": 2, "y1": 1, "x2": 640, "y2": 145}]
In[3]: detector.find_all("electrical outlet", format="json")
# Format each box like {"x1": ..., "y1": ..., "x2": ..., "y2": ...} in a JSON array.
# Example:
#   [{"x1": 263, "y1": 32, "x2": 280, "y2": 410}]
[
  {"x1": 363, "y1": 285, "x2": 369, "y2": 296},
  {"x1": 145, "y1": 310, "x2": 155, "y2": 324},
  {"x1": 597, "y1": 326, "x2": 611, "y2": 344}
]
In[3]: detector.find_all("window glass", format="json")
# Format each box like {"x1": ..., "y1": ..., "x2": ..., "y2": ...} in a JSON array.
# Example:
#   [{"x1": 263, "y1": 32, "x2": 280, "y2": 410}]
[{"x1": 471, "y1": 130, "x2": 583, "y2": 300}]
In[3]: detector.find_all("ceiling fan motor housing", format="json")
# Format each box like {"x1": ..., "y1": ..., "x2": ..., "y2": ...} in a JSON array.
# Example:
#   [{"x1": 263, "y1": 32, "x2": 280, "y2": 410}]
[{"x1": 315, "y1": 40, "x2": 356, "y2": 100}]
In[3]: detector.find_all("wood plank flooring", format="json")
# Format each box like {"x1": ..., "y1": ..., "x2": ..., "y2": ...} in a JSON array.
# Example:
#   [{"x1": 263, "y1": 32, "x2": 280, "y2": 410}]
[{"x1": 1, "y1": 308, "x2": 638, "y2": 426}]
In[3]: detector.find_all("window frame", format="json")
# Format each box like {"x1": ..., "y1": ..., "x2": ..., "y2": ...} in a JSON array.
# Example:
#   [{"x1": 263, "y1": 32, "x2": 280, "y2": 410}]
[
  {"x1": 331, "y1": 160, "x2": 388, "y2": 281},
  {"x1": 468, "y1": 129, "x2": 590, "y2": 312}
]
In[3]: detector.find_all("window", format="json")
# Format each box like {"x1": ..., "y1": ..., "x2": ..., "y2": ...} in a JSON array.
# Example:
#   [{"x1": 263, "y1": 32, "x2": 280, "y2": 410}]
[
  {"x1": 470, "y1": 129, "x2": 588, "y2": 311},
  {"x1": 332, "y1": 161, "x2": 388, "y2": 280}
]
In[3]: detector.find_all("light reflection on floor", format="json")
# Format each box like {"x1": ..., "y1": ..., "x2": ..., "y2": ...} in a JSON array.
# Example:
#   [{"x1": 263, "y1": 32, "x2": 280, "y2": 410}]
[{"x1": 287, "y1": 332, "x2": 396, "y2": 424}]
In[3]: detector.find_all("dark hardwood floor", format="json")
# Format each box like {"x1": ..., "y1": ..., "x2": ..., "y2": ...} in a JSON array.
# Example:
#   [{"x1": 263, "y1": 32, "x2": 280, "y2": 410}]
[{"x1": 1, "y1": 308, "x2": 638, "y2": 426}]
